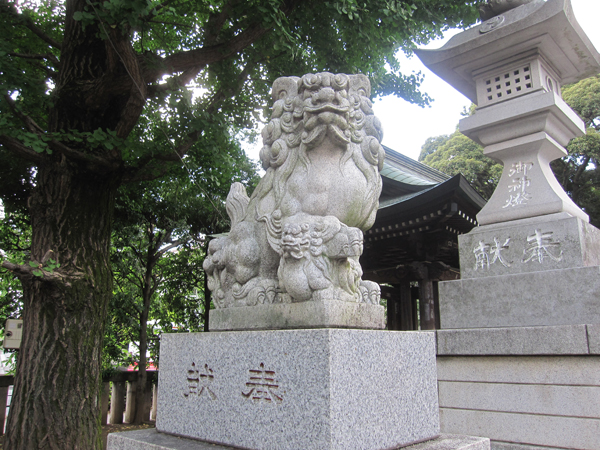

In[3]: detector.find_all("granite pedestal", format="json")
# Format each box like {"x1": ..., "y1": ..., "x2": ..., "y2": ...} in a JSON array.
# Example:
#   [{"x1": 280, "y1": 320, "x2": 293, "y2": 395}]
[
  {"x1": 152, "y1": 329, "x2": 440, "y2": 450},
  {"x1": 439, "y1": 213, "x2": 600, "y2": 329},
  {"x1": 108, "y1": 429, "x2": 490, "y2": 450},
  {"x1": 413, "y1": 0, "x2": 600, "y2": 447},
  {"x1": 436, "y1": 326, "x2": 600, "y2": 449}
]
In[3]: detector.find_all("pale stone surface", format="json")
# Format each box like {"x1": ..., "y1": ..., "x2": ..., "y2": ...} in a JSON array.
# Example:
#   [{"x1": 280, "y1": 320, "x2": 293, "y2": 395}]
[
  {"x1": 436, "y1": 356, "x2": 600, "y2": 385},
  {"x1": 155, "y1": 329, "x2": 439, "y2": 450},
  {"x1": 415, "y1": 0, "x2": 600, "y2": 103},
  {"x1": 406, "y1": 434, "x2": 490, "y2": 450},
  {"x1": 439, "y1": 409, "x2": 600, "y2": 450},
  {"x1": 202, "y1": 73, "x2": 384, "y2": 330},
  {"x1": 437, "y1": 355, "x2": 600, "y2": 450},
  {"x1": 458, "y1": 93, "x2": 587, "y2": 224},
  {"x1": 458, "y1": 214, "x2": 600, "y2": 280},
  {"x1": 491, "y1": 443, "x2": 563, "y2": 450},
  {"x1": 588, "y1": 324, "x2": 600, "y2": 355},
  {"x1": 443, "y1": 214, "x2": 600, "y2": 330},
  {"x1": 479, "y1": 0, "x2": 536, "y2": 22},
  {"x1": 416, "y1": 3, "x2": 600, "y2": 449},
  {"x1": 472, "y1": 132, "x2": 587, "y2": 225},
  {"x1": 417, "y1": 0, "x2": 600, "y2": 226},
  {"x1": 439, "y1": 266, "x2": 600, "y2": 328},
  {"x1": 108, "y1": 429, "x2": 232, "y2": 449},
  {"x1": 460, "y1": 92, "x2": 584, "y2": 148},
  {"x1": 438, "y1": 381, "x2": 600, "y2": 418},
  {"x1": 436, "y1": 325, "x2": 590, "y2": 355},
  {"x1": 209, "y1": 298, "x2": 384, "y2": 331},
  {"x1": 108, "y1": 429, "x2": 490, "y2": 450}
]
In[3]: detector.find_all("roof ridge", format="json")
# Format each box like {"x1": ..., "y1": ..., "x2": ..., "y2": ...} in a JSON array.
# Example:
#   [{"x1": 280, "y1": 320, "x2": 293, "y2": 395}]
[{"x1": 382, "y1": 145, "x2": 450, "y2": 184}]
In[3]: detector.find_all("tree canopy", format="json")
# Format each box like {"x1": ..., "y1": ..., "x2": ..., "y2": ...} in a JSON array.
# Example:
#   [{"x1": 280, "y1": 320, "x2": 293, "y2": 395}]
[
  {"x1": 420, "y1": 129, "x2": 502, "y2": 199},
  {"x1": 552, "y1": 74, "x2": 600, "y2": 226},
  {"x1": 0, "y1": 0, "x2": 481, "y2": 448}
]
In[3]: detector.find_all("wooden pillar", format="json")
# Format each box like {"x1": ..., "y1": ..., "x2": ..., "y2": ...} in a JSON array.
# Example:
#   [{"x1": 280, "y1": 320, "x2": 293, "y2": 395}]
[
  {"x1": 100, "y1": 382, "x2": 110, "y2": 426},
  {"x1": 419, "y1": 278, "x2": 436, "y2": 330},
  {"x1": 411, "y1": 285, "x2": 419, "y2": 330},
  {"x1": 0, "y1": 386, "x2": 8, "y2": 435},
  {"x1": 433, "y1": 281, "x2": 441, "y2": 330},
  {"x1": 109, "y1": 381, "x2": 126, "y2": 424},
  {"x1": 381, "y1": 285, "x2": 398, "y2": 330},
  {"x1": 150, "y1": 384, "x2": 158, "y2": 421},
  {"x1": 398, "y1": 282, "x2": 414, "y2": 331},
  {"x1": 124, "y1": 381, "x2": 137, "y2": 423},
  {"x1": 389, "y1": 297, "x2": 398, "y2": 331}
]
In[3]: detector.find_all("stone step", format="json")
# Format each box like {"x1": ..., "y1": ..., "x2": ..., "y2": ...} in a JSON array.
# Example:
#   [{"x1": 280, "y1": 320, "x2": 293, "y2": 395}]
[{"x1": 107, "y1": 429, "x2": 491, "y2": 450}]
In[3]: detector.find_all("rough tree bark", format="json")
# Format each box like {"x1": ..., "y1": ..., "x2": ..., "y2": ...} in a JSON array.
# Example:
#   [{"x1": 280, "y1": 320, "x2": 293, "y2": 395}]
[
  {"x1": 4, "y1": 1, "x2": 132, "y2": 447},
  {"x1": 4, "y1": 161, "x2": 119, "y2": 449},
  {"x1": 0, "y1": 0, "x2": 294, "y2": 446}
]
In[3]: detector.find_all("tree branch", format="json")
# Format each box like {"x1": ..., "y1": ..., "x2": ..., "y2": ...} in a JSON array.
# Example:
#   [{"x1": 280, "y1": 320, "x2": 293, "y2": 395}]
[
  {"x1": 146, "y1": 0, "x2": 241, "y2": 98},
  {"x1": 147, "y1": 67, "x2": 203, "y2": 97},
  {"x1": 2, "y1": 228, "x2": 30, "y2": 252},
  {"x1": 0, "y1": 135, "x2": 46, "y2": 163},
  {"x1": 123, "y1": 58, "x2": 256, "y2": 183},
  {"x1": 204, "y1": 0, "x2": 241, "y2": 45},
  {"x1": 47, "y1": 139, "x2": 120, "y2": 173},
  {"x1": 142, "y1": 23, "x2": 268, "y2": 83},
  {"x1": 3, "y1": 94, "x2": 45, "y2": 134},
  {"x1": 3, "y1": 94, "x2": 118, "y2": 172},
  {"x1": 573, "y1": 154, "x2": 591, "y2": 186},
  {"x1": 156, "y1": 239, "x2": 184, "y2": 257},
  {"x1": 1, "y1": 261, "x2": 84, "y2": 285},
  {"x1": 147, "y1": 19, "x2": 194, "y2": 28},
  {"x1": 4, "y1": 3, "x2": 62, "y2": 50},
  {"x1": 8, "y1": 52, "x2": 60, "y2": 66}
]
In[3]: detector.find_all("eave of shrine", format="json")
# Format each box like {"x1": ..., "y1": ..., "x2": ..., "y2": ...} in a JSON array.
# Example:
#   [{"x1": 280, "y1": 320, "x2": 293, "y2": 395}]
[{"x1": 361, "y1": 149, "x2": 487, "y2": 284}]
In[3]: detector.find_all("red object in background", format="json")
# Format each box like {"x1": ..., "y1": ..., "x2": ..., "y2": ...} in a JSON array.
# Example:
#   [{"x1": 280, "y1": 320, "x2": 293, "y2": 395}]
[{"x1": 127, "y1": 362, "x2": 157, "y2": 371}]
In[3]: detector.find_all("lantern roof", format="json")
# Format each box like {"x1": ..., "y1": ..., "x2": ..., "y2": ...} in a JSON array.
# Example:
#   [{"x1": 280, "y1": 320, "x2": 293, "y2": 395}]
[{"x1": 415, "y1": 0, "x2": 600, "y2": 103}]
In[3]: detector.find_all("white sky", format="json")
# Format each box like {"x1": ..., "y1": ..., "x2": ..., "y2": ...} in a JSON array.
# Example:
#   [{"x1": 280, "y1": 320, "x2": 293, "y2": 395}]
[{"x1": 245, "y1": 0, "x2": 600, "y2": 163}]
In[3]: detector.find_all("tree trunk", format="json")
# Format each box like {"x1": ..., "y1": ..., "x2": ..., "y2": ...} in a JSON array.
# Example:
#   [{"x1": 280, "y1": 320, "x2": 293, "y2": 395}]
[
  {"x1": 133, "y1": 277, "x2": 152, "y2": 424},
  {"x1": 134, "y1": 232, "x2": 158, "y2": 424},
  {"x1": 4, "y1": 3, "x2": 140, "y2": 445},
  {"x1": 4, "y1": 160, "x2": 119, "y2": 449}
]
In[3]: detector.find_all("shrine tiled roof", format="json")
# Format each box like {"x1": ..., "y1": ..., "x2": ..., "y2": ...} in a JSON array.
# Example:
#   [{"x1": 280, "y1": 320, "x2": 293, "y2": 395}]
[{"x1": 381, "y1": 145, "x2": 449, "y2": 187}]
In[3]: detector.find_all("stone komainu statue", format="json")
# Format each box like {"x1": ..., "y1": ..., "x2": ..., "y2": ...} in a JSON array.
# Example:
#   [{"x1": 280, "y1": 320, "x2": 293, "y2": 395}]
[{"x1": 203, "y1": 73, "x2": 384, "y2": 308}]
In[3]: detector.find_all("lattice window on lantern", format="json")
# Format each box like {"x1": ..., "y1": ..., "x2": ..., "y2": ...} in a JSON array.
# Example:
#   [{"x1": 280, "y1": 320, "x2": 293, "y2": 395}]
[{"x1": 477, "y1": 64, "x2": 535, "y2": 107}]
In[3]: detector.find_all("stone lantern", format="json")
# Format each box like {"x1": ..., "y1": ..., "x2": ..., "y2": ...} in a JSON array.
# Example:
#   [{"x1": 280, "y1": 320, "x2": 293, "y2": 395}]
[
  {"x1": 416, "y1": 0, "x2": 600, "y2": 328},
  {"x1": 417, "y1": 0, "x2": 600, "y2": 226},
  {"x1": 411, "y1": 3, "x2": 600, "y2": 447}
]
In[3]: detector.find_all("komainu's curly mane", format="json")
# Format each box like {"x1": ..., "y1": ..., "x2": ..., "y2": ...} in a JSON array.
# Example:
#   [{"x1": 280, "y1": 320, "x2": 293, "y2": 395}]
[{"x1": 204, "y1": 73, "x2": 384, "y2": 308}]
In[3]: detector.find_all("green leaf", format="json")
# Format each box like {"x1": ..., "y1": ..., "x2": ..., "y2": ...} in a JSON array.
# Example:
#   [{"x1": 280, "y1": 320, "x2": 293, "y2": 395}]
[{"x1": 32, "y1": 269, "x2": 43, "y2": 277}]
